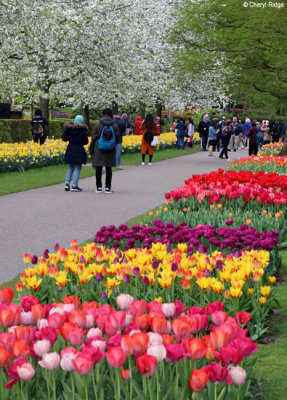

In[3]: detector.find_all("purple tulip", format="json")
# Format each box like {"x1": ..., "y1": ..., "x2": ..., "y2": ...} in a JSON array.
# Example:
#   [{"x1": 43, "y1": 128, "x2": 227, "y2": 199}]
[
  {"x1": 101, "y1": 292, "x2": 107, "y2": 298},
  {"x1": 43, "y1": 249, "x2": 49, "y2": 259},
  {"x1": 96, "y1": 273, "x2": 103, "y2": 281},
  {"x1": 142, "y1": 276, "x2": 149, "y2": 285},
  {"x1": 152, "y1": 261, "x2": 159, "y2": 270},
  {"x1": 124, "y1": 274, "x2": 130, "y2": 284},
  {"x1": 133, "y1": 267, "x2": 140, "y2": 276},
  {"x1": 171, "y1": 263, "x2": 178, "y2": 272},
  {"x1": 225, "y1": 220, "x2": 233, "y2": 226},
  {"x1": 31, "y1": 255, "x2": 38, "y2": 265}
]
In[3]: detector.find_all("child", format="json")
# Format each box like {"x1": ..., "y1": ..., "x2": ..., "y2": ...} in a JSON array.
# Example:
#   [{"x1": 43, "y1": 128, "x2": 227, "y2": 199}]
[{"x1": 62, "y1": 115, "x2": 89, "y2": 192}]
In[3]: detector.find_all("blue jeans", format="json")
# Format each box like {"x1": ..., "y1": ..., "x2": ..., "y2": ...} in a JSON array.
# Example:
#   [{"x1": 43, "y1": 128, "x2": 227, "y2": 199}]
[
  {"x1": 116, "y1": 143, "x2": 122, "y2": 167},
  {"x1": 65, "y1": 164, "x2": 82, "y2": 187},
  {"x1": 177, "y1": 136, "x2": 185, "y2": 150}
]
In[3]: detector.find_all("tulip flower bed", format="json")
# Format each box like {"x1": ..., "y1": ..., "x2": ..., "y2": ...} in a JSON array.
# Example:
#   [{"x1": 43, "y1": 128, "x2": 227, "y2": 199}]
[
  {"x1": 17, "y1": 241, "x2": 276, "y2": 340},
  {"x1": 259, "y1": 142, "x2": 283, "y2": 155},
  {"x1": 0, "y1": 289, "x2": 258, "y2": 400},
  {"x1": 226, "y1": 155, "x2": 287, "y2": 175},
  {"x1": 0, "y1": 133, "x2": 180, "y2": 172},
  {"x1": 95, "y1": 221, "x2": 279, "y2": 254}
]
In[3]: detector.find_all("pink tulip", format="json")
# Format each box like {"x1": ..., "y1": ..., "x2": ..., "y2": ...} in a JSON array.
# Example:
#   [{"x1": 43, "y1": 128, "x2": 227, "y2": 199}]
[
  {"x1": 116, "y1": 294, "x2": 134, "y2": 310},
  {"x1": 20, "y1": 311, "x2": 35, "y2": 325},
  {"x1": 33, "y1": 339, "x2": 51, "y2": 357},
  {"x1": 72, "y1": 353, "x2": 94, "y2": 375},
  {"x1": 87, "y1": 328, "x2": 102, "y2": 339},
  {"x1": 17, "y1": 362, "x2": 35, "y2": 381},
  {"x1": 147, "y1": 345, "x2": 166, "y2": 362},
  {"x1": 39, "y1": 352, "x2": 60, "y2": 370},
  {"x1": 228, "y1": 366, "x2": 247, "y2": 385},
  {"x1": 162, "y1": 303, "x2": 176, "y2": 318},
  {"x1": 60, "y1": 349, "x2": 78, "y2": 372},
  {"x1": 148, "y1": 332, "x2": 163, "y2": 347}
]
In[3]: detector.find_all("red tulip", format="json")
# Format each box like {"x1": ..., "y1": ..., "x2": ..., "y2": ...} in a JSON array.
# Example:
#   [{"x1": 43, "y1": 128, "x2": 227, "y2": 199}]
[
  {"x1": 132, "y1": 332, "x2": 149, "y2": 354},
  {"x1": 189, "y1": 368, "x2": 209, "y2": 392},
  {"x1": 31, "y1": 304, "x2": 46, "y2": 322},
  {"x1": 82, "y1": 345, "x2": 105, "y2": 364},
  {"x1": 120, "y1": 369, "x2": 131, "y2": 381},
  {"x1": 172, "y1": 319, "x2": 191, "y2": 338},
  {"x1": 63, "y1": 296, "x2": 80, "y2": 308},
  {"x1": 73, "y1": 353, "x2": 94, "y2": 375},
  {"x1": 109, "y1": 311, "x2": 126, "y2": 331},
  {"x1": 134, "y1": 314, "x2": 149, "y2": 331},
  {"x1": 211, "y1": 311, "x2": 228, "y2": 326},
  {"x1": 0, "y1": 287, "x2": 14, "y2": 304},
  {"x1": 165, "y1": 343, "x2": 185, "y2": 362},
  {"x1": 0, "y1": 346, "x2": 9, "y2": 368},
  {"x1": 47, "y1": 312, "x2": 65, "y2": 329},
  {"x1": 205, "y1": 362, "x2": 231, "y2": 384},
  {"x1": 14, "y1": 326, "x2": 36, "y2": 344},
  {"x1": 136, "y1": 354, "x2": 157, "y2": 376},
  {"x1": 150, "y1": 316, "x2": 169, "y2": 334},
  {"x1": 0, "y1": 308, "x2": 20, "y2": 328},
  {"x1": 60, "y1": 322, "x2": 84, "y2": 346},
  {"x1": 121, "y1": 335, "x2": 133, "y2": 356},
  {"x1": 11, "y1": 340, "x2": 29, "y2": 358},
  {"x1": 36, "y1": 326, "x2": 59, "y2": 345},
  {"x1": 21, "y1": 295, "x2": 40, "y2": 312},
  {"x1": 235, "y1": 311, "x2": 251, "y2": 327},
  {"x1": 210, "y1": 328, "x2": 229, "y2": 349},
  {"x1": 129, "y1": 300, "x2": 147, "y2": 315},
  {"x1": 106, "y1": 347, "x2": 127, "y2": 368},
  {"x1": 68, "y1": 310, "x2": 86, "y2": 328},
  {"x1": 184, "y1": 338, "x2": 206, "y2": 360}
]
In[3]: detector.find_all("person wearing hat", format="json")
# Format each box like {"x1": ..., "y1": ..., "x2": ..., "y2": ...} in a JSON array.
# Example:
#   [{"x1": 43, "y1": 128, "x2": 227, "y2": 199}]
[
  {"x1": 31, "y1": 108, "x2": 48, "y2": 145},
  {"x1": 61, "y1": 115, "x2": 89, "y2": 192}
]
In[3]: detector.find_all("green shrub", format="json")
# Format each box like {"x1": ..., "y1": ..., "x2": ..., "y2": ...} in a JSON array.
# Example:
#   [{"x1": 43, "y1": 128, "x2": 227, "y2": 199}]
[{"x1": 0, "y1": 119, "x2": 98, "y2": 143}]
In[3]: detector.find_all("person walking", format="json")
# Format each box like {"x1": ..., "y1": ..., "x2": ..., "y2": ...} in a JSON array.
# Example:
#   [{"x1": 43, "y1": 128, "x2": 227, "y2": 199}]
[
  {"x1": 31, "y1": 108, "x2": 48, "y2": 145},
  {"x1": 186, "y1": 117, "x2": 194, "y2": 149},
  {"x1": 247, "y1": 122, "x2": 258, "y2": 155},
  {"x1": 62, "y1": 115, "x2": 89, "y2": 192},
  {"x1": 244, "y1": 118, "x2": 251, "y2": 149},
  {"x1": 113, "y1": 112, "x2": 126, "y2": 167},
  {"x1": 198, "y1": 114, "x2": 210, "y2": 151},
  {"x1": 139, "y1": 114, "x2": 160, "y2": 165},
  {"x1": 90, "y1": 108, "x2": 120, "y2": 194},
  {"x1": 219, "y1": 118, "x2": 232, "y2": 159},
  {"x1": 176, "y1": 118, "x2": 186, "y2": 150},
  {"x1": 208, "y1": 119, "x2": 218, "y2": 157},
  {"x1": 261, "y1": 120, "x2": 272, "y2": 145},
  {"x1": 230, "y1": 117, "x2": 243, "y2": 151}
]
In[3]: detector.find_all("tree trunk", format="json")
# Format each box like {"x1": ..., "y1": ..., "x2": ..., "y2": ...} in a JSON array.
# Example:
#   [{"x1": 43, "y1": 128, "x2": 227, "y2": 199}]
[
  {"x1": 112, "y1": 101, "x2": 118, "y2": 116},
  {"x1": 139, "y1": 101, "x2": 145, "y2": 120},
  {"x1": 168, "y1": 108, "x2": 174, "y2": 123},
  {"x1": 50, "y1": 105, "x2": 54, "y2": 120},
  {"x1": 156, "y1": 98, "x2": 162, "y2": 119},
  {"x1": 39, "y1": 96, "x2": 49, "y2": 120},
  {"x1": 279, "y1": 125, "x2": 287, "y2": 156},
  {"x1": 82, "y1": 103, "x2": 91, "y2": 132}
]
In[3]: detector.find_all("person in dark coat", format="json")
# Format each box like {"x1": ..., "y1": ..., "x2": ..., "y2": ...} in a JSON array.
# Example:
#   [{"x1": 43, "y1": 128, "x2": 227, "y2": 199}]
[
  {"x1": 31, "y1": 108, "x2": 48, "y2": 145},
  {"x1": 62, "y1": 115, "x2": 89, "y2": 192},
  {"x1": 176, "y1": 118, "x2": 186, "y2": 150},
  {"x1": 198, "y1": 114, "x2": 210, "y2": 151},
  {"x1": 89, "y1": 108, "x2": 120, "y2": 194},
  {"x1": 247, "y1": 121, "x2": 258, "y2": 156}
]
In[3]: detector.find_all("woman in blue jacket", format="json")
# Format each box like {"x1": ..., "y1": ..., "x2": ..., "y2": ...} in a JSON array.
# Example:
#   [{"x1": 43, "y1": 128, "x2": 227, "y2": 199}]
[
  {"x1": 176, "y1": 119, "x2": 186, "y2": 150},
  {"x1": 62, "y1": 115, "x2": 89, "y2": 192},
  {"x1": 208, "y1": 119, "x2": 218, "y2": 157}
]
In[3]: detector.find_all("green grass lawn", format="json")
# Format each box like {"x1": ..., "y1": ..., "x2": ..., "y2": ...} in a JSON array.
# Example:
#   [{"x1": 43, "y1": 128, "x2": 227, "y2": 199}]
[
  {"x1": 0, "y1": 145, "x2": 200, "y2": 196},
  {"x1": 250, "y1": 251, "x2": 287, "y2": 400}
]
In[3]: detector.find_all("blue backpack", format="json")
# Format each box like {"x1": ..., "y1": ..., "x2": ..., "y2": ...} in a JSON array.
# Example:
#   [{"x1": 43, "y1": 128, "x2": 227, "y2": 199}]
[{"x1": 98, "y1": 125, "x2": 115, "y2": 152}]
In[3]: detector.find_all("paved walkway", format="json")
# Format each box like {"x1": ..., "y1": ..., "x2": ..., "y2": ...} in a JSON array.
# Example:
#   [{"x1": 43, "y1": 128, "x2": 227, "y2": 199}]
[{"x1": 0, "y1": 149, "x2": 247, "y2": 282}]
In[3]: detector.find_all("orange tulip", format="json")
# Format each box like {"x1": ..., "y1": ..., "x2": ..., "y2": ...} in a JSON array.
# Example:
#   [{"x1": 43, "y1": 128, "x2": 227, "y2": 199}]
[{"x1": 189, "y1": 368, "x2": 209, "y2": 392}]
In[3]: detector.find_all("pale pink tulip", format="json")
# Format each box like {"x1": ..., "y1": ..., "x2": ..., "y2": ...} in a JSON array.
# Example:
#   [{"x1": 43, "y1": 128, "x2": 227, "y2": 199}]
[
  {"x1": 39, "y1": 352, "x2": 60, "y2": 370},
  {"x1": 162, "y1": 303, "x2": 176, "y2": 318},
  {"x1": 87, "y1": 328, "x2": 102, "y2": 339},
  {"x1": 17, "y1": 362, "x2": 35, "y2": 381},
  {"x1": 116, "y1": 294, "x2": 134, "y2": 310},
  {"x1": 20, "y1": 312, "x2": 35, "y2": 325},
  {"x1": 148, "y1": 333, "x2": 163, "y2": 347},
  {"x1": 229, "y1": 366, "x2": 247, "y2": 385},
  {"x1": 33, "y1": 339, "x2": 51, "y2": 357},
  {"x1": 147, "y1": 345, "x2": 166, "y2": 362}
]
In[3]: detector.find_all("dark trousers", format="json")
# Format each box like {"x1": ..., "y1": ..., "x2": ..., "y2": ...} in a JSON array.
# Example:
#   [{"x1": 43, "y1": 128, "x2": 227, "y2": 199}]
[
  {"x1": 33, "y1": 134, "x2": 46, "y2": 145},
  {"x1": 201, "y1": 133, "x2": 208, "y2": 150},
  {"x1": 216, "y1": 136, "x2": 221, "y2": 151},
  {"x1": 96, "y1": 166, "x2": 112, "y2": 189},
  {"x1": 219, "y1": 136, "x2": 230, "y2": 159},
  {"x1": 249, "y1": 142, "x2": 258, "y2": 156},
  {"x1": 177, "y1": 136, "x2": 185, "y2": 150}
]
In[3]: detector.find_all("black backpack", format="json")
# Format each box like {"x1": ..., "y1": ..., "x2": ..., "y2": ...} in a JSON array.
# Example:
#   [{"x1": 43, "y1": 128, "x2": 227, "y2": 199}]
[
  {"x1": 33, "y1": 121, "x2": 44, "y2": 135},
  {"x1": 144, "y1": 130, "x2": 153, "y2": 142}
]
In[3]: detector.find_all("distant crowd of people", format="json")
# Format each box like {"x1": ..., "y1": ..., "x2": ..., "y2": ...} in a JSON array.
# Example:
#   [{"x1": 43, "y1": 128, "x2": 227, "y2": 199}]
[{"x1": 197, "y1": 114, "x2": 286, "y2": 158}]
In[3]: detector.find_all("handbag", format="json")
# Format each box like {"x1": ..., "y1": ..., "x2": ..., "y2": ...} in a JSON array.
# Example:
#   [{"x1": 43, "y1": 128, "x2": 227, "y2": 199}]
[{"x1": 151, "y1": 136, "x2": 159, "y2": 147}]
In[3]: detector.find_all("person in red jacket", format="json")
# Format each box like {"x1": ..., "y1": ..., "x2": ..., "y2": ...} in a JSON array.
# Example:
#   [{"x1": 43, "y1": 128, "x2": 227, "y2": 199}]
[
  {"x1": 134, "y1": 116, "x2": 142, "y2": 135},
  {"x1": 139, "y1": 114, "x2": 160, "y2": 165}
]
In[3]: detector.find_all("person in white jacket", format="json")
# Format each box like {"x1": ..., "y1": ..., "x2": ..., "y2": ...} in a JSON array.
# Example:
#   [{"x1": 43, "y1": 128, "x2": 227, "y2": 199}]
[{"x1": 187, "y1": 117, "x2": 194, "y2": 149}]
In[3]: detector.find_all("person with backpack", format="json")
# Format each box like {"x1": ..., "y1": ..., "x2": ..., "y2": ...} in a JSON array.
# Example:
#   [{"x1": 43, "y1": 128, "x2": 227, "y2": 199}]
[
  {"x1": 219, "y1": 119, "x2": 232, "y2": 159},
  {"x1": 62, "y1": 115, "x2": 89, "y2": 192},
  {"x1": 139, "y1": 114, "x2": 160, "y2": 165},
  {"x1": 89, "y1": 108, "x2": 120, "y2": 194},
  {"x1": 31, "y1": 108, "x2": 48, "y2": 145}
]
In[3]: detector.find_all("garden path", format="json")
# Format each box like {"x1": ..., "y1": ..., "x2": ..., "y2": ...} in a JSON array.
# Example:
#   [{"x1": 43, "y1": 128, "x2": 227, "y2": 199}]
[{"x1": 0, "y1": 149, "x2": 247, "y2": 282}]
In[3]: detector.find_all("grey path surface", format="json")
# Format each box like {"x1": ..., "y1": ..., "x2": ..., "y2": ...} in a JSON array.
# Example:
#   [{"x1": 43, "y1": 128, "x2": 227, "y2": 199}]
[{"x1": 0, "y1": 149, "x2": 247, "y2": 283}]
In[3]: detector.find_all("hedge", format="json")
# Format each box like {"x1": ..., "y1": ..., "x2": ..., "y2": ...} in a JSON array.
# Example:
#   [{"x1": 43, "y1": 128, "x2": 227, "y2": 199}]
[{"x1": 0, "y1": 119, "x2": 97, "y2": 143}]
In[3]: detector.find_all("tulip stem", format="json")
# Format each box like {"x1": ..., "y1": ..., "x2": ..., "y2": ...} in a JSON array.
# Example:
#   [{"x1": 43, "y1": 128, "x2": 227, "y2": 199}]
[
  {"x1": 92, "y1": 368, "x2": 99, "y2": 400},
  {"x1": 156, "y1": 369, "x2": 159, "y2": 400},
  {"x1": 116, "y1": 369, "x2": 121, "y2": 400},
  {"x1": 70, "y1": 372, "x2": 75, "y2": 400},
  {"x1": 52, "y1": 372, "x2": 56, "y2": 400},
  {"x1": 147, "y1": 377, "x2": 153, "y2": 400},
  {"x1": 129, "y1": 356, "x2": 133, "y2": 399}
]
